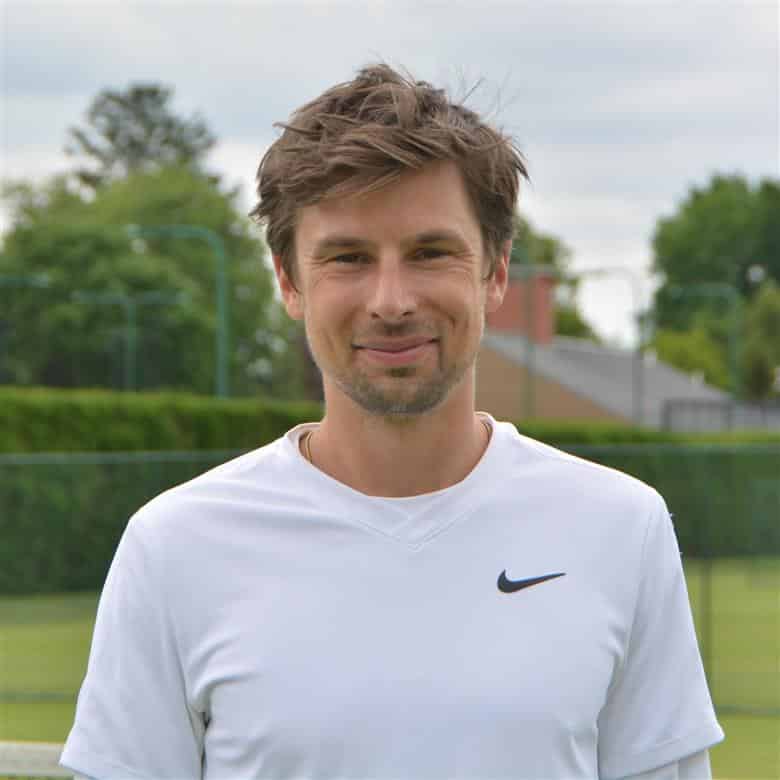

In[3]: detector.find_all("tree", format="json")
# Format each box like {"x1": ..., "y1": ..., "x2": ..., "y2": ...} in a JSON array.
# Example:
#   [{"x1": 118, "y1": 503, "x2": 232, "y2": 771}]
[
  {"x1": 555, "y1": 304, "x2": 601, "y2": 342},
  {"x1": 741, "y1": 281, "x2": 780, "y2": 399},
  {"x1": 510, "y1": 213, "x2": 600, "y2": 342},
  {"x1": 646, "y1": 174, "x2": 780, "y2": 394},
  {"x1": 651, "y1": 174, "x2": 780, "y2": 331},
  {"x1": 0, "y1": 166, "x2": 302, "y2": 398},
  {"x1": 65, "y1": 84, "x2": 216, "y2": 190},
  {"x1": 649, "y1": 328, "x2": 730, "y2": 390},
  {"x1": 510, "y1": 213, "x2": 571, "y2": 272}
]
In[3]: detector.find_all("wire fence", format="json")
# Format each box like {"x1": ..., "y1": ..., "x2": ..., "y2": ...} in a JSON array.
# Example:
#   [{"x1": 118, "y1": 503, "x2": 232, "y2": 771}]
[{"x1": 0, "y1": 445, "x2": 778, "y2": 746}]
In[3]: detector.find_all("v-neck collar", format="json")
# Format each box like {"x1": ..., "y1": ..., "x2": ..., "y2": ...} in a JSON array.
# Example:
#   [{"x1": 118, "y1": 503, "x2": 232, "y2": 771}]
[{"x1": 282, "y1": 414, "x2": 504, "y2": 547}]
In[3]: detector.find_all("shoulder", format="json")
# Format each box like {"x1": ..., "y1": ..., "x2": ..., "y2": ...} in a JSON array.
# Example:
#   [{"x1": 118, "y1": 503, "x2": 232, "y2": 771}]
[
  {"x1": 490, "y1": 419, "x2": 669, "y2": 536},
  {"x1": 126, "y1": 429, "x2": 308, "y2": 543},
  {"x1": 494, "y1": 423, "x2": 671, "y2": 566}
]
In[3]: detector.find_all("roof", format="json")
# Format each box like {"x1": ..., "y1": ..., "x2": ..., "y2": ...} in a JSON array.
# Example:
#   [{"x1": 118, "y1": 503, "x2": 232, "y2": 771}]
[{"x1": 482, "y1": 331, "x2": 729, "y2": 428}]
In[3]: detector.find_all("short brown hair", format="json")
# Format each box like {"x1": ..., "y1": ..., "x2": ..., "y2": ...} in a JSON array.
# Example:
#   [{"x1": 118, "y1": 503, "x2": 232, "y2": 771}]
[{"x1": 250, "y1": 63, "x2": 528, "y2": 281}]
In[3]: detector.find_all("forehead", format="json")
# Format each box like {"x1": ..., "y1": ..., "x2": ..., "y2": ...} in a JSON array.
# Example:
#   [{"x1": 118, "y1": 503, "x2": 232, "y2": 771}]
[{"x1": 295, "y1": 161, "x2": 482, "y2": 250}]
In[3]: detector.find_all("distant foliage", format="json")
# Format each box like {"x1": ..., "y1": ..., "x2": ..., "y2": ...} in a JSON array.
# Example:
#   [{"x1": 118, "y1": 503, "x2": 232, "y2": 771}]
[
  {"x1": 511, "y1": 213, "x2": 600, "y2": 341},
  {"x1": 555, "y1": 304, "x2": 601, "y2": 343},
  {"x1": 653, "y1": 175, "x2": 780, "y2": 324},
  {"x1": 0, "y1": 167, "x2": 303, "y2": 397},
  {"x1": 741, "y1": 281, "x2": 780, "y2": 399},
  {"x1": 2, "y1": 80, "x2": 307, "y2": 398},
  {"x1": 651, "y1": 327, "x2": 730, "y2": 391},
  {"x1": 65, "y1": 84, "x2": 216, "y2": 190},
  {"x1": 649, "y1": 174, "x2": 780, "y2": 397},
  {"x1": 0, "y1": 388, "x2": 323, "y2": 452},
  {"x1": 511, "y1": 213, "x2": 572, "y2": 271}
]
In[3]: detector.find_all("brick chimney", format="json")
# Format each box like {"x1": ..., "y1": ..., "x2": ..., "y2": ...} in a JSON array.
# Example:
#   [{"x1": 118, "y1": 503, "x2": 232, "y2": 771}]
[{"x1": 485, "y1": 270, "x2": 556, "y2": 344}]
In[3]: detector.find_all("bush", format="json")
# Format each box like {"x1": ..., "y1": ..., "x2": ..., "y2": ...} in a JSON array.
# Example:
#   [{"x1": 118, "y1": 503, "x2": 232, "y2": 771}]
[{"x1": 0, "y1": 387, "x2": 322, "y2": 452}]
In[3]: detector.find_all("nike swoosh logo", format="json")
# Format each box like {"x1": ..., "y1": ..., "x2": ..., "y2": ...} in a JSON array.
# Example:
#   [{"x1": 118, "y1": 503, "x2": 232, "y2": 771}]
[{"x1": 497, "y1": 570, "x2": 566, "y2": 593}]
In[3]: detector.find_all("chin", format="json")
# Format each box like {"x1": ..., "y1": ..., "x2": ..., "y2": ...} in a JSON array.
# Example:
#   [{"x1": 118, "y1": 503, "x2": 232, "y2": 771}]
[{"x1": 342, "y1": 377, "x2": 453, "y2": 418}]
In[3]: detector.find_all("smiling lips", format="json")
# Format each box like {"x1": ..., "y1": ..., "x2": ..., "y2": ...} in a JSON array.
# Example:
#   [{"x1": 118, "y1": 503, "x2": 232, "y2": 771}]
[{"x1": 355, "y1": 337, "x2": 437, "y2": 366}]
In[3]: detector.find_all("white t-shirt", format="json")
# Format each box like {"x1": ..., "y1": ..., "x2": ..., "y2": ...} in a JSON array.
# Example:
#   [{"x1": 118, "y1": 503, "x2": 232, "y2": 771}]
[{"x1": 61, "y1": 416, "x2": 723, "y2": 779}]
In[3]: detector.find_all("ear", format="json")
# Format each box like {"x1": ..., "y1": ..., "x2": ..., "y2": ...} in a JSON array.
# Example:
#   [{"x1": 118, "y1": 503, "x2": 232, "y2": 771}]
[
  {"x1": 273, "y1": 255, "x2": 304, "y2": 320},
  {"x1": 485, "y1": 241, "x2": 510, "y2": 313}
]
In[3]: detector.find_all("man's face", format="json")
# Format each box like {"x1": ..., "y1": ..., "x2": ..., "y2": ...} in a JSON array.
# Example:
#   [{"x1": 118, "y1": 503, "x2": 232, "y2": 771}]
[{"x1": 274, "y1": 161, "x2": 508, "y2": 418}]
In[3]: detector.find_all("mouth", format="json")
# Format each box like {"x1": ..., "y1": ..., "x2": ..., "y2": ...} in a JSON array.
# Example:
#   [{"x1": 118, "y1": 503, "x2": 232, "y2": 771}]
[
  {"x1": 355, "y1": 338, "x2": 437, "y2": 353},
  {"x1": 353, "y1": 338, "x2": 438, "y2": 366}
]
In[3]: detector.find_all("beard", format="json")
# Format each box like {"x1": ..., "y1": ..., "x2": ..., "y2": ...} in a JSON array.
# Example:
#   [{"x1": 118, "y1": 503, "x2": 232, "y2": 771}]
[
  {"x1": 308, "y1": 322, "x2": 479, "y2": 418},
  {"x1": 334, "y1": 361, "x2": 466, "y2": 417}
]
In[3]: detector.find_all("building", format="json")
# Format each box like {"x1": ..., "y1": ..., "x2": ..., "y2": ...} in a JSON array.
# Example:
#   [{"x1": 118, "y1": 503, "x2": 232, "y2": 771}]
[{"x1": 476, "y1": 273, "x2": 729, "y2": 428}]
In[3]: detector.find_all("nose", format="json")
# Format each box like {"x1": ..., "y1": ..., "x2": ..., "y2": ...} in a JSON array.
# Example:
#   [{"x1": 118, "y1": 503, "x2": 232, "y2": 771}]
[{"x1": 367, "y1": 256, "x2": 416, "y2": 322}]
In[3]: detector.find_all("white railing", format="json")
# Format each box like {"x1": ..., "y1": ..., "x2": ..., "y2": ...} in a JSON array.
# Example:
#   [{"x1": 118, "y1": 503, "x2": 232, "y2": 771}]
[{"x1": 0, "y1": 742, "x2": 71, "y2": 778}]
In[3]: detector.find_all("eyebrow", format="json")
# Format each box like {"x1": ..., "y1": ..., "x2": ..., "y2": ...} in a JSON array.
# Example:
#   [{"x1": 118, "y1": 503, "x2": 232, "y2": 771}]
[
  {"x1": 412, "y1": 230, "x2": 465, "y2": 245},
  {"x1": 310, "y1": 229, "x2": 466, "y2": 257},
  {"x1": 311, "y1": 235, "x2": 373, "y2": 257}
]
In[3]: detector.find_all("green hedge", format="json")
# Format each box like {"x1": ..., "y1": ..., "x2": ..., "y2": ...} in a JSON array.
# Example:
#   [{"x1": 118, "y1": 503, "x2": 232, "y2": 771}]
[
  {"x1": 0, "y1": 388, "x2": 322, "y2": 452},
  {"x1": 1, "y1": 388, "x2": 778, "y2": 594},
  {"x1": 2, "y1": 387, "x2": 780, "y2": 452}
]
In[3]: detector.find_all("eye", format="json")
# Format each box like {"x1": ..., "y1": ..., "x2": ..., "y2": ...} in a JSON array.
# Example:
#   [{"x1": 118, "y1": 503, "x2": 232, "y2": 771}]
[
  {"x1": 332, "y1": 253, "x2": 368, "y2": 264},
  {"x1": 414, "y1": 247, "x2": 448, "y2": 260}
]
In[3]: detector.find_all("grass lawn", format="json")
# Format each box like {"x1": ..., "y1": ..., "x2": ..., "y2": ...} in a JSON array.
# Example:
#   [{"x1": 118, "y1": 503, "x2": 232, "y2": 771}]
[
  {"x1": 686, "y1": 558, "x2": 780, "y2": 717},
  {"x1": 1, "y1": 560, "x2": 778, "y2": 778}
]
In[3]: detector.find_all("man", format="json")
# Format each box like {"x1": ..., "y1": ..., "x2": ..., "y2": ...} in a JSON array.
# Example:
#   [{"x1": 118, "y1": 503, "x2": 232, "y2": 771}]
[{"x1": 61, "y1": 64, "x2": 723, "y2": 779}]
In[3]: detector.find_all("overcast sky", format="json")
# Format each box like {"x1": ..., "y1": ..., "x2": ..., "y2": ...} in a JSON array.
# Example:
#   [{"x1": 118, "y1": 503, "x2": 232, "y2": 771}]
[{"x1": 2, "y1": 0, "x2": 778, "y2": 345}]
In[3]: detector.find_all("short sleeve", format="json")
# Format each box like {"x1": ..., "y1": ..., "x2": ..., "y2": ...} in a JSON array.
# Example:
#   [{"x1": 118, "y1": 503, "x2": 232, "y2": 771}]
[
  {"x1": 60, "y1": 515, "x2": 204, "y2": 779},
  {"x1": 597, "y1": 496, "x2": 724, "y2": 779},
  {"x1": 620, "y1": 750, "x2": 713, "y2": 779}
]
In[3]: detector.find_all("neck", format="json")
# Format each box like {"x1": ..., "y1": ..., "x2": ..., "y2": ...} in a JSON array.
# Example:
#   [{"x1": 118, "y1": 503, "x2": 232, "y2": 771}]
[{"x1": 304, "y1": 386, "x2": 491, "y2": 498}]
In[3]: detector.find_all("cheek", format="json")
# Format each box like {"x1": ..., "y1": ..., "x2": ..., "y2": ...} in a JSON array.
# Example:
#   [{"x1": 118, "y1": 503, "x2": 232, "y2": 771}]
[
  {"x1": 303, "y1": 286, "x2": 356, "y2": 336},
  {"x1": 430, "y1": 269, "x2": 480, "y2": 300},
  {"x1": 441, "y1": 277, "x2": 486, "y2": 323}
]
